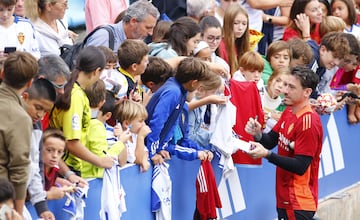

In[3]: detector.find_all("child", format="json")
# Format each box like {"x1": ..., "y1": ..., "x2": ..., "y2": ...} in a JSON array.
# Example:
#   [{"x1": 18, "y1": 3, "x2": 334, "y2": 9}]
[
  {"x1": 0, "y1": 0, "x2": 40, "y2": 62},
  {"x1": 42, "y1": 129, "x2": 70, "y2": 199},
  {"x1": 82, "y1": 79, "x2": 130, "y2": 219},
  {"x1": 287, "y1": 38, "x2": 314, "y2": 68},
  {"x1": 188, "y1": 72, "x2": 223, "y2": 147},
  {"x1": 140, "y1": 56, "x2": 173, "y2": 94},
  {"x1": 0, "y1": 178, "x2": 22, "y2": 220},
  {"x1": 152, "y1": 20, "x2": 172, "y2": 43},
  {"x1": 0, "y1": 51, "x2": 38, "y2": 215},
  {"x1": 199, "y1": 16, "x2": 230, "y2": 73},
  {"x1": 232, "y1": 51, "x2": 265, "y2": 96},
  {"x1": 117, "y1": 39, "x2": 150, "y2": 101},
  {"x1": 83, "y1": 79, "x2": 129, "y2": 177},
  {"x1": 114, "y1": 99, "x2": 151, "y2": 172},
  {"x1": 217, "y1": 5, "x2": 250, "y2": 75},
  {"x1": 193, "y1": 41, "x2": 212, "y2": 62},
  {"x1": 50, "y1": 46, "x2": 114, "y2": 176},
  {"x1": 319, "y1": 16, "x2": 346, "y2": 38},
  {"x1": 262, "y1": 68, "x2": 288, "y2": 133},
  {"x1": 262, "y1": 40, "x2": 291, "y2": 85},
  {"x1": 98, "y1": 46, "x2": 128, "y2": 100},
  {"x1": 331, "y1": 0, "x2": 360, "y2": 40},
  {"x1": 22, "y1": 78, "x2": 56, "y2": 219},
  {"x1": 146, "y1": 57, "x2": 213, "y2": 165}
]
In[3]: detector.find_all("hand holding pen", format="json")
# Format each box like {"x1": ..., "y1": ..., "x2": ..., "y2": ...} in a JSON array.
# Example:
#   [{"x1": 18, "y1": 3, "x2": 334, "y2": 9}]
[{"x1": 245, "y1": 115, "x2": 262, "y2": 136}]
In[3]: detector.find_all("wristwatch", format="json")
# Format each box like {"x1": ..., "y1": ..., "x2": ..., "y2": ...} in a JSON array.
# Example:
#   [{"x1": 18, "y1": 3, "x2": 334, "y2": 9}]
[{"x1": 266, "y1": 16, "x2": 272, "y2": 23}]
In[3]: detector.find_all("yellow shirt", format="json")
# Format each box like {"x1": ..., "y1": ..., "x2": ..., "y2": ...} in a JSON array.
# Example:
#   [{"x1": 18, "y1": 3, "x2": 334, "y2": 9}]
[
  {"x1": 81, "y1": 118, "x2": 125, "y2": 178},
  {"x1": 50, "y1": 83, "x2": 90, "y2": 171}
]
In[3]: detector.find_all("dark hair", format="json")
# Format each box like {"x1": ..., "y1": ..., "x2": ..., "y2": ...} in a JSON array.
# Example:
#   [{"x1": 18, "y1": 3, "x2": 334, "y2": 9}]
[
  {"x1": 320, "y1": 32, "x2": 350, "y2": 59},
  {"x1": 288, "y1": 38, "x2": 314, "y2": 65},
  {"x1": 26, "y1": 78, "x2": 57, "y2": 103},
  {"x1": 167, "y1": 17, "x2": 201, "y2": 56},
  {"x1": 3, "y1": 51, "x2": 38, "y2": 89},
  {"x1": 55, "y1": 46, "x2": 106, "y2": 110},
  {"x1": 152, "y1": 20, "x2": 173, "y2": 43},
  {"x1": 175, "y1": 57, "x2": 209, "y2": 84},
  {"x1": 290, "y1": 66, "x2": 319, "y2": 91},
  {"x1": 100, "y1": 91, "x2": 117, "y2": 115},
  {"x1": 141, "y1": 56, "x2": 173, "y2": 85},
  {"x1": 319, "y1": 0, "x2": 331, "y2": 15},
  {"x1": 289, "y1": 0, "x2": 318, "y2": 35},
  {"x1": 199, "y1": 16, "x2": 222, "y2": 34},
  {"x1": 37, "y1": 54, "x2": 70, "y2": 82},
  {"x1": 85, "y1": 79, "x2": 106, "y2": 108},
  {"x1": 97, "y1": 46, "x2": 117, "y2": 64},
  {"x1": 0, "y1": 178, "x2": 15, "y2": 203},
  {"x1": 331, "y1": 0, "x2": 358, "y2": 25},
  {"x1": 118, "y1": 40, "x2": 150, "y2": 69},
  {"x1": 342, "y1": 33, "x2": 360, "y2": 62},
  {"x1": 0, "y1": 0, "x2": 16, "y2": 7}
]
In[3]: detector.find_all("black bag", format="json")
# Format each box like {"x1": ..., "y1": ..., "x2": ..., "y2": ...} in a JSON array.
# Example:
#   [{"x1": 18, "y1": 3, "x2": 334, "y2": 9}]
[{"x1": 60, "y1": 25, "x2": 115, "y2": 70}]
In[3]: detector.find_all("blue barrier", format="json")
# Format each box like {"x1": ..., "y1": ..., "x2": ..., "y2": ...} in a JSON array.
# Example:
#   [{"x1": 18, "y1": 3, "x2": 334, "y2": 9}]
[{"x1": 29, "y1": 108, "x2": 360, "y2": 219}]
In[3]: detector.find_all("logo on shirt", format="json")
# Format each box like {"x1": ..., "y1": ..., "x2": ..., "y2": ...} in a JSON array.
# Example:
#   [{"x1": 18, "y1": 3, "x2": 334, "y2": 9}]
[
  {"x1": 72, "y1": 114, "x2": 80, "y2": 130},
  {"x1": 17, "y1": 32, "x2": 25, "y2": 45}
]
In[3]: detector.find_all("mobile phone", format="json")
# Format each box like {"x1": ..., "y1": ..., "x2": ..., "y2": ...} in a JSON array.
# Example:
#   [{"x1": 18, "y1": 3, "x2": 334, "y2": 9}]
[
  {"x1": 4, "y1": 47, "x2": 16, "y2": 54},
  {"x1": 0, "y1": 204, "x2": 12, "y2": 220}
]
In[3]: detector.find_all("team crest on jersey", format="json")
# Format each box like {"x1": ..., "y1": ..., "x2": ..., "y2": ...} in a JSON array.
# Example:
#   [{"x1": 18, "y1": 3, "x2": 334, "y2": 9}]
[
  {"x1": 287, "y1": 123, "x2": 294, "y2": 134},
  {"x1": 17, "y1": 32, "x2": 25, "y2": 45}
]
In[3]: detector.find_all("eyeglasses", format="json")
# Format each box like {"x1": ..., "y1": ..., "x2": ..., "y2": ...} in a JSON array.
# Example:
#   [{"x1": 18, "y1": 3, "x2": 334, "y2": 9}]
[
  {"x1": 50, "y1": 80, "x2": 67, "y2": 90},
  {"x1": 206, "y1": 35, "x2": 222, "y2": 43}
]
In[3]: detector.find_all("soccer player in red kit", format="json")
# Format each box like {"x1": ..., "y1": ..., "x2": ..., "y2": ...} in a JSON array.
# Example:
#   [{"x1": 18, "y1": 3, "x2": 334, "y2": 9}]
[{"x1": 245, "y1": 66, "x2": 323, "y2": 220}]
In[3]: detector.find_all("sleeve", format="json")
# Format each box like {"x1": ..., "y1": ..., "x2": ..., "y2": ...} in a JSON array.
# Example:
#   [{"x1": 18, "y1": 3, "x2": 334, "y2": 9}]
[
  {"x1": 146, "y1": 90, "x2": 179, "y2": 158},
  {"x1": 85, "y1": 0, "x2": 112, "y2": 32},
  {"x1": 267, "y1": 154, "x2": 313, "y2": 175},
  {"x1": 27, "y1": 129, "x2": 49, "y2": 216},
  {"x1": 62, "y1": 91, "x2": 84, "y2": 140},
  {"x1": 28, "y1": 23, "x2": 41, "y2": 59},
  {"x1": 293, "y1": 113, "x2": 323, "y2": 158},
  {"x1": 282, "y1": 27, "x2": 299, "y2": 41},
  {"x1": 85, "y1": 28, "x2": 111, "y2": 48},
  {"x1": 7, "y1": 113, "x2": 31, "y2": 200}
]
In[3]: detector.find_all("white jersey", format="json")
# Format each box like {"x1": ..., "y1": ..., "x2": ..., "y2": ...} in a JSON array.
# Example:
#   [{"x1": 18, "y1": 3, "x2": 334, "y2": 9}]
[
  {"x1": 0, "y1": 16, "x2": 40, "y2": 59},
  {"x1": 100, "y1": 162, "x2": 126, "y2": 220},
  {"x1": 151, "y1": 163, "x2": 172, "y2": 220},
  {"x1": 240, "y1": 1, "x2": 263, "y2": 32}
]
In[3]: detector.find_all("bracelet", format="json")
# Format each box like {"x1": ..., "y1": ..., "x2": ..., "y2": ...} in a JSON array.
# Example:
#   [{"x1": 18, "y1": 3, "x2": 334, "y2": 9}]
[
  {"x1": 64, "y1": 170, "x2": 75, "y2": 179},
  {"x1": 302, "y1": 35, "x2": 310, "y2": 39}
]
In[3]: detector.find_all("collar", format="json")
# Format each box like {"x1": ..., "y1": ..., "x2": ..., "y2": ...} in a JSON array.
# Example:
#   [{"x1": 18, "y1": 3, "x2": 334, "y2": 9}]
[{"x1": 119, "y1": 67, "x2": 135, "y2": 82}]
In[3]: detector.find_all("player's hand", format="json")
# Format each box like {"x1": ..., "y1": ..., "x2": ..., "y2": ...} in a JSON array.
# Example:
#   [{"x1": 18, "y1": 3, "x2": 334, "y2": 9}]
[
  {"x1": 247, "y1": 141, "x2": 268, "y2": 159},
  {"x1": 245, "y1": 117, "x2": 262, "y2": 136}
]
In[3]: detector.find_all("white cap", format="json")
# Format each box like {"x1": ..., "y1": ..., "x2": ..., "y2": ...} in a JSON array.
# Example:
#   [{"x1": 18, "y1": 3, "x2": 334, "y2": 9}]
[{"x1": 193, "y1": 41, "x2": 210, "y2": 56}]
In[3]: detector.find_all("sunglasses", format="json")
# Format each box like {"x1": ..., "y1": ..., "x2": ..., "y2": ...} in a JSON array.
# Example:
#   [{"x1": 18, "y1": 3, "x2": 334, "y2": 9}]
[{"x1": 50, "y1": 80, "x2": 67, "y2": 89}]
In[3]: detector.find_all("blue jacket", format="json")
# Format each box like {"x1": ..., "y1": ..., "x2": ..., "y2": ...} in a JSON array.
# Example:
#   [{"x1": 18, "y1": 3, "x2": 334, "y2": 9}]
[{"x1": 146, "y1": 77, "x2": 200, "y2": 161}]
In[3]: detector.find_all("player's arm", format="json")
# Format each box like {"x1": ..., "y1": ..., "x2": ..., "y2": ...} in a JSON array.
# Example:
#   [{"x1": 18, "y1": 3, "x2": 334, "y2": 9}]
[
  {"x1": 267, "y1": 153, "x2": 312, "y2": 175},
  {"x1": 257, "y1": 130, "x2": 279, "y2": 150}
]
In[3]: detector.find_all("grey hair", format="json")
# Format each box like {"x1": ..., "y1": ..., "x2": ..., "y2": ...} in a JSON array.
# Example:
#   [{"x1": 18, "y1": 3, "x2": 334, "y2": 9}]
[
  {"x1": 37, "y1": 55, "x2": 71, "y2": 81},
  {"x1": 187, "y1": 0, "x2": 212, "y2": 18},
  {"x1": 123, "y1": 0, "x2": 160, "y2": 23}
]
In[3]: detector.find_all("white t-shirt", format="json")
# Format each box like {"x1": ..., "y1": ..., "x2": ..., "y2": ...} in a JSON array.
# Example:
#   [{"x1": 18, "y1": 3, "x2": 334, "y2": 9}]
[{"x1": 0, "y1": 16, "x2": 41, "y2": 59}]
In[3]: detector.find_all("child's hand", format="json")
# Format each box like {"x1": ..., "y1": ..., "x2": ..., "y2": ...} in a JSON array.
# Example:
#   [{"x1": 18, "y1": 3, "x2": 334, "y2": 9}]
[
  {"x1": 129, "y1": 89, "x2": 142, "y2": 102},
  {"x1": 140, "y1": 160, "x2": 150, "y2": 172},
  {"x1": 206, "y1": 94, "x2": 227, "y2": 105},
  {"x1": 119, "y1": 128, "x2": 132, "y2": 143},
  {"x1": 138, "y1": 125, "x2": 151, "y2": 138},
  {"x1": 113, "y1": 123, "x2": 123, "y2": 138},
  {"x1": 198, "y1": 150, "x2": 213, "y2": 161},
  {"x1": 47, "y1": 186, "x2": 66, "y2": 200}
]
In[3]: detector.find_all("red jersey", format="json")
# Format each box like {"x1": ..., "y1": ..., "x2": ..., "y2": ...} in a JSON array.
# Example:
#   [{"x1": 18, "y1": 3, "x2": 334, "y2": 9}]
[{"x1": 272, "y1": 106, "x2": 323, "y2": 211}]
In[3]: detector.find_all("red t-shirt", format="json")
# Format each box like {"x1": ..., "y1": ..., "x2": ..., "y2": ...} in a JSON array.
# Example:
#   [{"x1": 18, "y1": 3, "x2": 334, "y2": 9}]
[
  {"x1": 272, "y1": 106, "x2": 323, "y2": 211},
  {"x1": 283, "y1": 24, "x2": 321, "y2": 44}
]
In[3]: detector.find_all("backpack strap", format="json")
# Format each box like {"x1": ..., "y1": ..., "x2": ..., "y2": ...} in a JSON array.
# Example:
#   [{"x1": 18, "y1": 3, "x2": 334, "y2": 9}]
[{"x1": 83, "y1": 25, "x2": 115, "y2": 50}]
